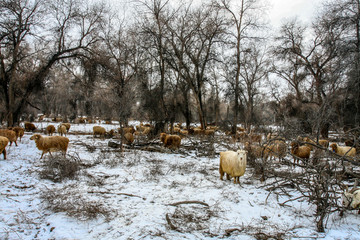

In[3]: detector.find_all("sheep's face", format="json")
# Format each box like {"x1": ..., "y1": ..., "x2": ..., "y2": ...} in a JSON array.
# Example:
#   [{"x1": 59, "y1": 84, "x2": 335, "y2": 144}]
[
  {"x1": 342, "y1": 192, "x2": 353, "y2": 208},
  {"x1": 330, "y1": 144, "x2": 337, "y2": 152},
  {"x1": 30, "y1": 134, "x2": 40, "y2": 140}
]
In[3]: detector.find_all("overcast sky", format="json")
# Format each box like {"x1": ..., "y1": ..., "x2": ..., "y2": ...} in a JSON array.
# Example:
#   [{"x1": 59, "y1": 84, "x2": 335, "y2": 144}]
[
  {"x1": 268, "y1": 0, "x2": 324, "y2": 28},
  {"x1": 104, "y1": 0, "x2": 325, "y2": 29}
]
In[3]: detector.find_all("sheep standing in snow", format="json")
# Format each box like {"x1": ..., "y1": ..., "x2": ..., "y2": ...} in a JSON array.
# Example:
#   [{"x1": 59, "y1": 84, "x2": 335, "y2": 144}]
[
  {"x1": 291, "y1": 142, "x2": 311, "y2": 164},
  {"x1": 0, "y1": 129, "x2": 17, "y2": 146},
  {"x1": 46, "y1": 125, "x2": 56, "y2": 136},
  {"x1": 263, "y1": 140, "x2": 287, "y2": 161},
  {"x1": 219, "y1": 150, "x2": 247, "y2": 184},
  {"x1": 0, "y1": 136, "x2": 9, "y2": 159},
  {"x1": 24, "y1": 122, "x2": 36, "y2": 132},
  {"x1": 123, "y1": 132, "x2": 134, "y2": 145},
  {"x1": 30, "y1": 134, "x2": 69, "y2": 159},
  {"x1": 57, "y1": 124, "x2": 67, "y2": 136},
  {"x1": 8, "y1": 126, "x2": 24, "y2": 142},
  {"x1": 61, "y1": 123, "x2": 71, "y2": 133},
  {"x1": 93, "y1": 126, "x2": 106, "y2": 139},
  {"x1": 330, "y1": 143, "x2": 356, "y2": 157},
  {"x1": 160, "y1": 133, "x2": 181, "y2": 150}
]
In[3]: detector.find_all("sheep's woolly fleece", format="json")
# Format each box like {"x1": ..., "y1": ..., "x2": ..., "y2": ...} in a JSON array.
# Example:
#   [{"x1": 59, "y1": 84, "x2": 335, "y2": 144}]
[{"x1": 0, "y1": 122, "x2": 359, "y2": 239}]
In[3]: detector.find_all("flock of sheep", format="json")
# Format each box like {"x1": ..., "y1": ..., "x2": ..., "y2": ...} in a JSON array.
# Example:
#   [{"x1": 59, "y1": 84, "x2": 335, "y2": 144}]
[{"x1": 0, "y1": 120, "x2": 359, "y2": 216}]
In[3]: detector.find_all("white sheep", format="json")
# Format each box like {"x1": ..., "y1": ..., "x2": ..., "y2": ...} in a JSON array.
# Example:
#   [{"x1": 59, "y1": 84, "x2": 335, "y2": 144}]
[
  {"x1": 330, "y1": 143, "x2": 356, "y2": 157},
  {"x1": 343, "y1": 188, "x2": 360, "y2": 213},
  {"x1": 219, "y1": 150, "x2": 247, "y2": 184},
  {"x1": 30, "y1": 134, "x2": 69, "y2": 159}
]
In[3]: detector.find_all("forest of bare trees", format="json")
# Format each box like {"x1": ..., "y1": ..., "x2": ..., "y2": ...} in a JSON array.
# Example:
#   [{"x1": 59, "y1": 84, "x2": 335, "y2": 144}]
[{"x1": 1, "y1": 0, "x2": 360, "y2": 137}]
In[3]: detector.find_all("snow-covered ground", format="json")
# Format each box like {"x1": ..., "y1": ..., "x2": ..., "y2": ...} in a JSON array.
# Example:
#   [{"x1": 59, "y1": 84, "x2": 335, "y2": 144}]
[{"x1": 0, "y1": 122, "x2": 359, "y2": 239}]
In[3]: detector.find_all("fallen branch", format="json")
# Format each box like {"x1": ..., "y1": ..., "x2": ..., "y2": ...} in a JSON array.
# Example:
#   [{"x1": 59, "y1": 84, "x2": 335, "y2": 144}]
[
  {"x1": 224, "y1": 228, "x2": 243, "y2": 236},
  {"x1": 87, "y1": 191, "x2": 146, "y2": 200},
  {"x1": 168, "y1": 200, "x2": 209, "y2": 207},
  {"x1": 166, "y1": 213, "x2": 178, "y2": 231}
]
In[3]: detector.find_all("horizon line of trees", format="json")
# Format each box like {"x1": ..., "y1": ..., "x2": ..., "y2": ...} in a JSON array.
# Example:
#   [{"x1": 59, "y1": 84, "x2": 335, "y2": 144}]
[{"x1": 1, "y1": 0, "x2": 360, "y2": 138}]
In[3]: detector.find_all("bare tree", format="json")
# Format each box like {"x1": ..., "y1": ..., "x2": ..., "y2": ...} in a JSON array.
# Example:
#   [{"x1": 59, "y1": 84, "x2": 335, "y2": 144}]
[
  {"x1": 215, "y1": 0, "x2": 266, "y2": 133},
  {"x1": 273, "y1": 17, "x2": 344, "y2": 136},
  {"x1": 165, "y1": 2, "x2": 226, "y2": 130},
  {"x1": 136, "y1": 0, "x2": 174, "y2": 130},
  {"x1": 240, "y1": 44, "x2": 270, "y2": 131},
  {"x1": 0, "y1": 0, "x2": 105, "y2": 126}
]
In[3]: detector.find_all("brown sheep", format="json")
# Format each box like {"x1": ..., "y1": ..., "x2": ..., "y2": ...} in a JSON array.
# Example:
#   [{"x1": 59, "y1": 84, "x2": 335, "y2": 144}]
[
  {"x1": 291, "y1": 142, "x2": 311, "y2": 164},
  {"x1": 8, "y1": 126, "x2": 24, "y2": 142},
  {"x1": 160, "y1": 133, "x2": 181, "y2": 149},
  {"x1": 180, "y1": 129, "x2": 188, "y2": 136},
  {"x1": 0, "y1": 129, "x2": 17, "y2": 146},
  {"x1": 0, "y1": 136, "x2": 9, "y2": 159},
  {"x1": 244, "y1": 142, "x2": 264, "y2": 159},
  {"x1": 30, "y1": 134, "x2": 69, "y2": 159},
  {"x1": 24, "y1": 122, "x2": 36, "y2": 132},
  {"x1": 61, "y1": 123, "x2": 71, "y2": 133},
  {"x1": 204, "y1": 129, "x2": 215, "y2": 136},
  {"x1": 142, "y1": 126, "x2": 152, "y2": 135},
  {"x1": 57, "y1": 124, "x2": 67, "y2": 136},
  {"x1": 46, "y1": 125, "x2": 56, "y2": 136},
  {"x1": 318, "y1": 139, "x2": 329, "y2": 148},
  {"x1": 219, "y1": 150, "x2": 247, "y2": 184},
  {"x1": 123, "y1": 132, "x2": 134, "y2": 145},
  {"x1": 330, "y1": 143, "x2": 356, "y2": 157},
  {"x1": 303, "y1": 137, "x2": 316, "y2": 151},
  {"x1": 93, "y1": 126, "x2": 106, "y2": 138},
  {"x1": 249, "y1": 133, "x2": 262, "y2": 144},
  {"x1": 119, "y1": 126, "x2": 135, "y2": 134},
  {"x1": 263, "y1": 140, "x2": 287, "y2": 161}
]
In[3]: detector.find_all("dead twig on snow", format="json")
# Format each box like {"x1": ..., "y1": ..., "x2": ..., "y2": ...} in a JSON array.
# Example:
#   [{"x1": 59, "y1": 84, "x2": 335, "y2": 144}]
[{"x1": 168, "y1": 201, "x2": 209, "y2": 207}]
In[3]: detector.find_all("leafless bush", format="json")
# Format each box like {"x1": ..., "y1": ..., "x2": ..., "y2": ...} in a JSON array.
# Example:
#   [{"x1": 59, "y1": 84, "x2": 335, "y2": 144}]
[
  {"x1": 166, "y1": 204, "x2": 214, "y2": 232},
  {"x1": 38, "y1": 155, "x2": 81, "y2": 182},
  {"x1": 266, "y1": 151, "x2": 345, "y2": 232},
  {"x1": 143, "y1": 162, "x2": 165, "y2": 181},
  {"x1": 41, "y1": 187, "x2": 111, "y2": 221},
  {"x1": 125, "y1": 151, "x2": 142, "y2": 167},
  {"x1": 103, "y1": 152, "x2": 124, "y2": 167}
]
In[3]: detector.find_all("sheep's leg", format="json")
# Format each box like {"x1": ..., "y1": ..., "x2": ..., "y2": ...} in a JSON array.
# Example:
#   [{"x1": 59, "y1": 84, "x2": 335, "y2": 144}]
[
  {"x1": 219, "y1": 167, "x2": 224, "y2": 180},
  {"x1": 2, "y1": 149, "x2": 6, "y2": 160},
  {"x1": 226, "y1": 173, "x2": 230, "y2": 180}
]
